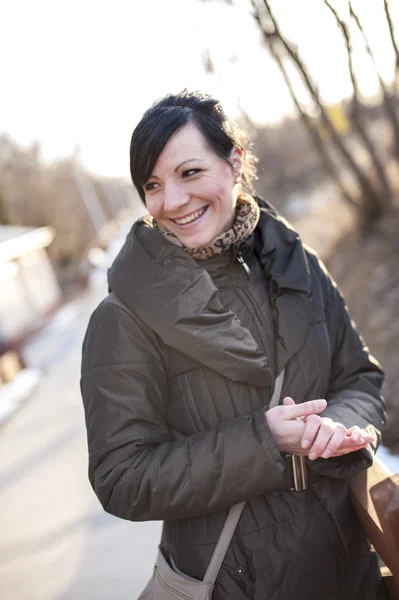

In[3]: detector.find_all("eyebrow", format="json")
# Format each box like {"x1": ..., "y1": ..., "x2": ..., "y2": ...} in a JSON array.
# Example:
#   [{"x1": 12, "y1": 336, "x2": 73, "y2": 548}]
[
  {"x1": 174, "y1": 158, "x2": 203, "y2": 173},
  {"x1": 148, "y1": 158, "x2": 204, "y2": 180}
]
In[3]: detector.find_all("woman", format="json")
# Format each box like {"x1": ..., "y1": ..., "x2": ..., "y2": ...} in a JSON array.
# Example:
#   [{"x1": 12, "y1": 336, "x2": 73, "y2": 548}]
[{"x1": 81, "y1": 90, "x2": 386, "y2": 599}]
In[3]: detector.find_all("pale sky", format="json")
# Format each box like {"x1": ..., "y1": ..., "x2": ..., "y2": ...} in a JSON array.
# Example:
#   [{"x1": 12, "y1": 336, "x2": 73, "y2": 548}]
[{"x1": 2, "y1": 0, "x2": 398, "y2": 178}]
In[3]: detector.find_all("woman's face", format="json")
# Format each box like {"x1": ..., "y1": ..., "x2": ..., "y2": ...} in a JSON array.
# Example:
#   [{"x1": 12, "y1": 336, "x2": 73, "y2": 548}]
[{"x1": 143, "y1": 123, "x2": 242, "y2": 249}]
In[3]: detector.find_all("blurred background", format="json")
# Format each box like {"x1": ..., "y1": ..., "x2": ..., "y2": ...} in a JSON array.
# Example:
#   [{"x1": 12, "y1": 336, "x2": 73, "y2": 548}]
[{"x1": 0, "y1": 0, "x2": 399, "y2": 597}]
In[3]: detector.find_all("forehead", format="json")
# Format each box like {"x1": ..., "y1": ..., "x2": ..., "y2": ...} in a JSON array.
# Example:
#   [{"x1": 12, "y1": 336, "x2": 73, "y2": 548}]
[{"x1": 154, "y1": 124, "x2": 215, "y2": 168}]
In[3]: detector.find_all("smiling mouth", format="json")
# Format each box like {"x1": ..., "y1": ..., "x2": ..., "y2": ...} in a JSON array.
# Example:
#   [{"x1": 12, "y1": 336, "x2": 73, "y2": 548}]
[{"x1": 172, "y1": 205, "x2": 209, "y2": 226}]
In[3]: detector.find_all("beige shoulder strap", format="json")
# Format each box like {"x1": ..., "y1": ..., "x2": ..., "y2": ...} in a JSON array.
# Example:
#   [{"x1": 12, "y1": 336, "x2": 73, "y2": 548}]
[{"x1": 203, "y1": 369, "x2": 285, "y2": 585}]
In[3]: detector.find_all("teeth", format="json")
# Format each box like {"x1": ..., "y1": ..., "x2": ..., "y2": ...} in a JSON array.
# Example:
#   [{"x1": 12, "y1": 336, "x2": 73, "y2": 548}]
[{"x1": 175, "y1": 207, "x2": 206, "y2": 225}]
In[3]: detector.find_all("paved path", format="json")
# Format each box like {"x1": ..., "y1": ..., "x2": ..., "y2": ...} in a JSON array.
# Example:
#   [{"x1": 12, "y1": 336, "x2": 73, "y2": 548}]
[{"x1": 0, "y1": 276, "x2": 162, "y2": 600}]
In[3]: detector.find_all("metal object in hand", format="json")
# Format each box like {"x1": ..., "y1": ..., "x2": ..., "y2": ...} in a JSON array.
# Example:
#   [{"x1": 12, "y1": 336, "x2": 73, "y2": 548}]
[{"x1": 290, "y1": 454, "x2": 308, "y2": 491}]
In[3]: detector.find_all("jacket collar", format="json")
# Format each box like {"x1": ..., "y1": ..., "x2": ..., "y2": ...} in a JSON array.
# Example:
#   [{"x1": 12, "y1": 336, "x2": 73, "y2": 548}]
[
  {"x1": 108, "y1": 199, "x2": 314, "y2": 384},
  {"x1": 254, "y1": 200, "x2": 314, "y2": 373}
]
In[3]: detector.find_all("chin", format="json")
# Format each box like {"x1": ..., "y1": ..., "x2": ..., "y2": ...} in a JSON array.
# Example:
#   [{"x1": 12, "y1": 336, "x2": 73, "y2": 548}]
[{"x1": 182, "y1": 231, "x2": 216, "y2": 249}]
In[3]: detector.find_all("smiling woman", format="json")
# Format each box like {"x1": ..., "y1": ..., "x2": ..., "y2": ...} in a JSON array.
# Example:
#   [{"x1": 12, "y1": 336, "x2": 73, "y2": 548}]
[
  {"x1": 129, "y1": 91, "x2": 257, "y2": 251},
  {"x1": 141, "y1": 124, "x2": 241, "y2": 249},
  {"x1": 81, "y1": 90, "x2": 386, "y2": 599}
]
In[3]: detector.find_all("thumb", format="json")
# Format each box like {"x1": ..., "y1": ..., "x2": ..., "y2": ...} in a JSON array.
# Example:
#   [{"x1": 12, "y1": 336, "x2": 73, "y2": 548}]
[
  {"x1": 283, "y1": 398, "x2": 327, "y2": 420},
  {"x1": 283, "y1": 396, "x2": 295, "y2": 406}
]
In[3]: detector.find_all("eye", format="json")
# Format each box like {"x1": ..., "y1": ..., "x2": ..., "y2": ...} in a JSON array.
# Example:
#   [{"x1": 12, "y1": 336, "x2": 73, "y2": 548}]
[
  {"x1": 182, "y1": 168, "x2": 201, "y2": 178},
  {"x1": 143, "y1": 181, "x2": 159, "y2": 192}
]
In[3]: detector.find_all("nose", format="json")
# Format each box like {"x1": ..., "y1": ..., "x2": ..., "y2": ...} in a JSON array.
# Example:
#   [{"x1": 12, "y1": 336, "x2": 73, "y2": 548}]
[{"x1": 163, "y1": 181, "x2": 190, "y2": 214}]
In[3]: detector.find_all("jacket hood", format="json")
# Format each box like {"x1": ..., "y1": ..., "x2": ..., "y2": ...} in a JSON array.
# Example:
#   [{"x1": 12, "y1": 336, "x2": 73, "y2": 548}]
[{"x1": 108, "y1": 199, "x2": 314, "y2": 383}]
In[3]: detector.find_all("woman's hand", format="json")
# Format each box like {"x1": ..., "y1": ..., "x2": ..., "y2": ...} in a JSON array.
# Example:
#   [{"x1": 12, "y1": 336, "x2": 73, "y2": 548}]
[
  {"x1": 284, "y1": 397, "x2": 375, "y2": 460},
  {"x1": 266, "y1": 397, "x2": 376, "y2": 458},
  {"x1": 265, "y1": 397, "x2": 327, "y2": 455},
  {"x1": 317, "y1": 426, "x2": 375, "y2": 459}
]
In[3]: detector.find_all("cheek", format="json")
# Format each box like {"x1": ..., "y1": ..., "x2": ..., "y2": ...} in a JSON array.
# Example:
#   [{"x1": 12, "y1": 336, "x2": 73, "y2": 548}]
[
  {"x1": 189, "y1": 177, "x2": 233, "y2": 206},
  {"x1": 145, "y1": 197, "x2": 163, "y2": 220}
]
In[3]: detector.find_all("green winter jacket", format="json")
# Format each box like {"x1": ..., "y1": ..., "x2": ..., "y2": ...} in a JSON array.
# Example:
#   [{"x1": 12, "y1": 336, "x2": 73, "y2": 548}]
[{"x1": 81, "y1": 200, "x2": 386, "y2": 599}]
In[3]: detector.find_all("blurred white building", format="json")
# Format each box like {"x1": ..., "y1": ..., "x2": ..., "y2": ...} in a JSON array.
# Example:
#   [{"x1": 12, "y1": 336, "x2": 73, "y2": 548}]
[{"x1": 0, "y1": 225, "x2": 61, "y2": 420}]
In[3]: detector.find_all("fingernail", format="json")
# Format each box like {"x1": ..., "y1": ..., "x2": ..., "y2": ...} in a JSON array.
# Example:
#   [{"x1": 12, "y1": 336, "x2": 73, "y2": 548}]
[
  {"x1": 358, "y1": 437, "x2": 364, "y2": 444},
  {"x1": 353, "y1": 434, "x2": 360, "y2": 442},
  {"x1": 302, "y1": 440, "x2": 310, "y2": 449},
  {"x1": 322, "y1": 449, "x2": 331, "y2": 458},
  {"x1": 309, "y1": 452, "x2": 318, "y2": 460},
  {"x1": 316, "y1": 400, "x2": 326, "y2": 410}
]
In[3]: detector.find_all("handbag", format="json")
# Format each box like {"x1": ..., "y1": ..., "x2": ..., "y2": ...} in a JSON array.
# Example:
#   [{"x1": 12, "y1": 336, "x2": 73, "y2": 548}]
[
  {"x1": 138, "y1": 370, "x2": 285, "y2": 599},
  {"x1": 349, "y1": 457, "x2": 399, "y2": 599}
]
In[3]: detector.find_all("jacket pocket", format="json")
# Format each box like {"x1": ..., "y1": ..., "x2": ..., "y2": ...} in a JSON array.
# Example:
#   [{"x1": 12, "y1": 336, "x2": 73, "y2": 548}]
[
  {"x1": 236, "y1": 565, "x2": 254, "y2": 596},
  {"x1": 229, "y1": 543, "x2": 255, "y2": 598}
]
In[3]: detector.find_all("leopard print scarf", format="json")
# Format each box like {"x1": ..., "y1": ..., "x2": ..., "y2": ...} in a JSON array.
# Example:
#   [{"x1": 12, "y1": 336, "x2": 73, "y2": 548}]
[{"x1": 153, "y1": 194, "x2": 260, "y2": 260}]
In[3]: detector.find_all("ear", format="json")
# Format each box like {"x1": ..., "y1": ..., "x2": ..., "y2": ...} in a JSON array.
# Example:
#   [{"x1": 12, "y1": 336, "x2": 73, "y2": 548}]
[{"x1": 229, "y1": 147, "x2": 243, "y2": 183}]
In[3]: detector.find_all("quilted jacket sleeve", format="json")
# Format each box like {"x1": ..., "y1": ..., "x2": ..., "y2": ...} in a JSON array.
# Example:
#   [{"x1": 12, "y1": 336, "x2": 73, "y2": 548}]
[
  {"x1": 307, "y1": 255, "x2": 386, "y2": 479},
  {"x1": 80, "y1": 297, "x2": 287, "y2": 522}
]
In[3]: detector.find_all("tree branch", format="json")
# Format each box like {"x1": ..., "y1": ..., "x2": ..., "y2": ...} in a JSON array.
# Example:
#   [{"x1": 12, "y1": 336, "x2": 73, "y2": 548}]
[
  {"x1": 349, "y1": 0, "x2": 399, "y2": 160},
  {"x1": 324, "y1": 0, "x2": 392, "y2": 207},
  {"x1": 383, "y1": 0, "x2": 399, "y2": 93}
]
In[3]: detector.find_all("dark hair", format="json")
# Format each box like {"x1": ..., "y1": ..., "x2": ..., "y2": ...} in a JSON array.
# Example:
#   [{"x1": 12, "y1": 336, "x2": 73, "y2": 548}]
[{"x1": 130, "y1": 90, "x2": 257, "y2": 202}]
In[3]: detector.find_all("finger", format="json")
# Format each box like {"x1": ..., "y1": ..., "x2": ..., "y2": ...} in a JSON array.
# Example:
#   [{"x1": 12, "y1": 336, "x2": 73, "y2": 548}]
[
  {"x1": 283, "y1": 396, "x2": 306, "y2": 421},
  {"x1": 347, "y1": 426, "x2": 363, "y2": 443},
  {"x1": 345, "y1": 426, "x2": 375, "y2": 445},
  {"x1": 350, "y1": 427, "x2": 375, "y2": 443},
  {"x1": 283, "y1": 399, "x2": 327, "y2": 420},
  {"x1": 308, "y1": 418, "x2": 335, "y2": 460},
  {"x1": 283, "y1": 397, "x2": 296, "y2": 406},
  {"x1": 341, "y1": 432, "x2": 375, "y2": 448},
  {"x1": 346, "y1": 425, "x2": 373, "y2": 437},
  {"x1": 346, "y1": 426, "x2": 359, "y2": 433},
  {"x1": 320, "y1": 423, "x2": 347, "y2": 458},
  {"x1": 301, "y1": 414, "x2": 321, "y2": 449},
  {"x1": 282, "y1": 397, "x2": 307, "y2": 423},
  {"x1": 282, "y1": 398, "x2": 305, "y2": 423},
  {"x1": 331, "y1": 438, "x2": 372, "y2": 457}
]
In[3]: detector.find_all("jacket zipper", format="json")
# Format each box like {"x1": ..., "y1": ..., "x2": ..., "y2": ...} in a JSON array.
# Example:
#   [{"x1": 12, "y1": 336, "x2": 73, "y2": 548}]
[
  {"x1": 236, "y1": 285, "x2": 272, "y2": 365},
  {"x1": 236, "y1": 252, "x2": 251, "y2": 277},
  {"x1": 234, "y1": 246, "x2": 274, "y2": 372}
]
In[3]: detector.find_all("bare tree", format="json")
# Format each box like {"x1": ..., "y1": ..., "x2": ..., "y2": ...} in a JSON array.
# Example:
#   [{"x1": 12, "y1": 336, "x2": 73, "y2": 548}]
[
  {"x1": 266, "y1": 0, "x2": 391, "y2": 220},
  {"x1": 256, "y1": 0, "x2": 389, "y2": 222},
  {"x1": 349, "y1": 1, "x2": 399, "y2": 161},
  {"x1": 325, "y1": 0, "x2": 393, "y2": 209},
  {"x1": 0, "y1": 187, "x2": 16, "y2": 225},
  {"x1": 0, "y1": 135, "x2": 132, "y2": 291},
  {"x1": 383, "y1": 0, "x2": 399, "y2": 93},
  {"x1": 250, "y1": 0, "x2": 358, "y2": 208},
  {"x1": 201, "y1": 0, "x2": 395, "y2": 224}
]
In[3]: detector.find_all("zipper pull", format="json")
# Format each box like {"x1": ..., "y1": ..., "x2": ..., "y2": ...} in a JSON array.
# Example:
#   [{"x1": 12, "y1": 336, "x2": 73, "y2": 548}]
[{"x1": 237, "y1": 252, "x2": 251, "y2": 277}]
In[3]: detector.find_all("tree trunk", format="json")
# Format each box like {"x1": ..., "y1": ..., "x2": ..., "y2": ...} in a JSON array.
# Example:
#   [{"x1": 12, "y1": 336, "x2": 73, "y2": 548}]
[
  {"x1": 383, "y1": 0, "x2": 399, "y2": 94},
  {"x1": 250, "y1": 0, "x2": 358, "y2": 208},
  {"x1": 259, "y1": 0, "x2": 387, "y2": 223},
  {"x1": 325, "y1": 1, "x2": 392, "y2": 210},
  {"x1": 349, "y1": 1, "x2": 399, "y2": 162}
]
